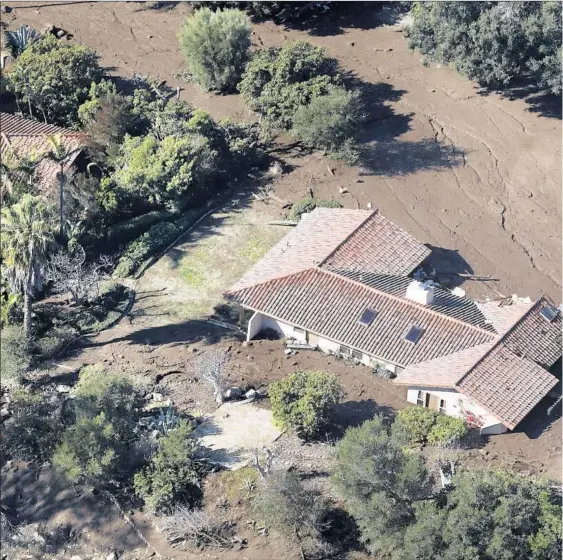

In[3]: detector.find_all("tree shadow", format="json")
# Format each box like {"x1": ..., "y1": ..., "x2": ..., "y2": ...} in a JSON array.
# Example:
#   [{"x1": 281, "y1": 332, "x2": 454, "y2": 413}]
[
  {"x1": 423, "y1": 245, "x2": 475, "y2": 289},
  {"x1": 328, "y1": 399, "x2": 395, "y2": 438},
  {"x1": 279, "y1": 1, "x2": 388, "y2": 37},
  {"x1": 478, "y1": 81, "x2": 562, "y2": 120},
  {"x1": 133, "y1": 1, "x2": 180, "y2": 12}
]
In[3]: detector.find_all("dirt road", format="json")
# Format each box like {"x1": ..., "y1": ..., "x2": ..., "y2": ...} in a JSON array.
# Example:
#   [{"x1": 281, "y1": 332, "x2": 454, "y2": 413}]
[{"x1": 9, "y1": 1, "x2": 562, "y2": 301}]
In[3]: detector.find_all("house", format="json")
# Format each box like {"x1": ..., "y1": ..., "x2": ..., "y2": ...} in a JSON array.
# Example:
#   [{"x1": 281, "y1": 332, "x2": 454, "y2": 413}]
[
  {"x1": 226, "y1": 208, "x2": 561, "y2": 435},
  {"x1": 0, "y1": 112, "x2": 85, "y2": 196}
]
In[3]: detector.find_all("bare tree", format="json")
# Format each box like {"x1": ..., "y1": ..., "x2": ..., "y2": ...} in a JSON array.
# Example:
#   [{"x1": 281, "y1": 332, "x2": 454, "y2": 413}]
[
  {"x1": 196, "y1": 349, "x2": 230, "y2": 404},
  {"x1": 252, "y1": 446, "x2": 274, "y2": 479},
  {"x1": 44, "y1": 245, "x2": 112, "y2": 304}
]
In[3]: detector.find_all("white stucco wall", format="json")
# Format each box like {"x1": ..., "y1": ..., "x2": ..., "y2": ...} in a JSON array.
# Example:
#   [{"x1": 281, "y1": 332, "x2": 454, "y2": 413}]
[
  {"x1": 406, "y1": 386, "x2": 507, "y2": 434},
  {"x1": 246, "y1": 313, "x2": 307, "y2": 342}
]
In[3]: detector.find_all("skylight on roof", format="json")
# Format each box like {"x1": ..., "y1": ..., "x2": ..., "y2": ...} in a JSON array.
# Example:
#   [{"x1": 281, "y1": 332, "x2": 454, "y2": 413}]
[
  {"x1": 358, "y1": 308, "x2": 377, "y2": 326},
  {"x1": 540, "y1": 305, "x2": 559, "y2": 323},
  {"x1": 405, "y1": 325, "x2": 424, "y2": 344}
]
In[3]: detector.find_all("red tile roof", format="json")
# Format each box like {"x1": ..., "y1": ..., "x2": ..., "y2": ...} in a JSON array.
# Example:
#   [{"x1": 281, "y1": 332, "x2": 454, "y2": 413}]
[
  {"x1": 321, "y1": 211, "x2": 431, "y2": 276},
  {"x1": 457, "y1": 346, "x2": 558, "y2": 430},
  {"x1": 1, "y1": 112, "x2": 84, "y2": 194},
  {"x1": 228, "y1": 267, "x2": 496, "y2": 367}
]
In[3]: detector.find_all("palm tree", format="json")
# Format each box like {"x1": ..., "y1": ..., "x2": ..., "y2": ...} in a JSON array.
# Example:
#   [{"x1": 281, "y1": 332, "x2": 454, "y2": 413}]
[
  {"x1": 45, "y1": 134, "x2": 82, "y2": 238},
  {"x1": 1, "y1": 194, "x2": 54, "y2": 338},
  {"x1": 0, "y1": 146, "x2": 43, "y2": 202}
]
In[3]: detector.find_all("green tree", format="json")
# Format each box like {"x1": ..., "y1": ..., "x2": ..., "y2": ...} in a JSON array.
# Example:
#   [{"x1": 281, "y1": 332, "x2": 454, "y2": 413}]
[
  {"x1": 0, "y1": 195, "x2": 55, "y2": 338},
  {"x1": 0, "y1": 146, "x2": 44, "y2": 203},
  {"x1": 179, "y1": 7, "x2": 251, "y2": 92},
  {"x1": 292, "y1": 86, "x2": 365, "y2": 161},
  {"x1": 269, "y1": 370, "x2": 342, "y2": 439},
  {"x1": 133, "y1": 420, "x2": 203, "y2": 513},
  {"x1": 6, "y1": 34, "x2": 104, "y2": 126},
  {"x1": 406, "y1": 2, "x2": 562, "y2": 95},
  {"x1": 332, "y1": 415, "x2": 431, "y2": 557},
  {"x1": 239, "y1": 41, "x2": 342, "y2": 130}
]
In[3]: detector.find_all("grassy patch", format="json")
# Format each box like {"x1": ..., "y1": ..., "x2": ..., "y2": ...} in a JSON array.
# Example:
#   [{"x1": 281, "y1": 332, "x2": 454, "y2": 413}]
[{"x1": 216, "y1": 467, "x2": 260, "y2": 503}]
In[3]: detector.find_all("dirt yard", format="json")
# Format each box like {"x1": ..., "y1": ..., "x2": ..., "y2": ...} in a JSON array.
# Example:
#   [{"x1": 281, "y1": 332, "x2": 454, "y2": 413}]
[{"x1": 3, "y1": 2, "x2": 562, "y2": 558}]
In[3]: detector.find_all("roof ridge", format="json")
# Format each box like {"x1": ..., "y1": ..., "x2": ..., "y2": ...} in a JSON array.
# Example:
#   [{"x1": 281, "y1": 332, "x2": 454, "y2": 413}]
[
  {"x1": 319, "y1": 267, "x2": 498, "y2": 337},
  {"x1": 225, "y1": 267, "x2": 317, "y2": 296},
  {"x1": 454, "y1": 298, "x2": 542, "y2": 389},
  {"x1": 316, "y1": 209, "x2": 377, "y2": 268}
]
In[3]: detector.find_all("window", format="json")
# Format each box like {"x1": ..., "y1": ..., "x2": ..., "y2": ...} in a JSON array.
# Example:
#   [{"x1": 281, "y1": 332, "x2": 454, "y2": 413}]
[
  {"x1": 293, "y1": 327, "x2": 305, "y2": 336},
  {"x1": 358, "y1": 308, "x2": 377, "y2": 326},
  {"x1": 540, "y1": 304, "x2": 559, "y2": 323},
  {"x1": 439, "y1": 399, "x2": 447, "y2": 414},
  {"x1": 416, "y1": 391, "x2": 425, "y2": 407},
  {"x1": 352, "y1": 350, "x2": 363, "y2": 362},
  {"x1": 339, "y1": 345, "x2": 352, "y2": 357},
  {"x1": 405, "y1": 325, "x2": 424, "y2": 343}
]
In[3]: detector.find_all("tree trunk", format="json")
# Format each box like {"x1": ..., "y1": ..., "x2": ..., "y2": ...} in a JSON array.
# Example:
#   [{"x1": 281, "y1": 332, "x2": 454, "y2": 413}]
[
  {"x1": 23, "y1": 289, "x2": 32, "y2": 338},
  {"x1": 59, "y1": 166, "x2": 65, "y2": 237}
]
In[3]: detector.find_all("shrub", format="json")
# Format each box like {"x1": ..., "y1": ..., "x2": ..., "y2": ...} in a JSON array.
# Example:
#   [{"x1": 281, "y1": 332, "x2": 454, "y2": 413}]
[
  {"x1": 218, "y1": 118, "x2": 266, "y2": 169},
  {"x1": 239, "y1": 41, "x2": 342, "y2": 131},
  {"x1": 292, "y1": 86, "x2": 365, "y2": 161},
  {"x1": 133, "y1": 420, "x2": 203, "y2": 513},
  {"x1": 158, "y1": 507, "x2": 232, "y2": 548},
  {"x1": 6, "y1": 34, "x2": 104, "y2": 126},
  {"x1": 73, "y1": 365, "x2": 145, "y2": 437},
  {"x1": 0, "y1": 326, "x2": 30, "y2": 388},
  {"x1": 179, "y1": 8, "x2": 251, "y2": 92},
  {"x1": 114, "y1": 221, "x2": 180, "y2": 278},
  {"x1": 53, "y1": 411, "x2": 125, "y2": 487},
  {"x1": 216, "y1": 466, "x2": 261, "y2": 502},
  {"x1": 289, "y1": 198, "x2": 342, "y2": 221},
  {"x1": 269, "y1": 370, "x2": 342, "y2": 439},
  {"x1": 427, "y1": 414, "x2": 468, "y2": 446},
  {"x1": 253, "y1": 470, "x2": 329, "y2": 555},
  {"x1": 395, "y1": 406, "x2": 438, "y2": 443},
  {"x1": 2, "y1": 389, "x2": 62, "y2": 461}
]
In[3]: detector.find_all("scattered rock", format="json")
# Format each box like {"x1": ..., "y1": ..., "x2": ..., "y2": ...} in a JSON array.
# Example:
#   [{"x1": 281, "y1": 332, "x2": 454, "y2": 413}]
[
  {"x1": 70, "y1": 556, "x2": 82, "y2": 560},
  {"x1": 284, "y1": 349, "x2": 293, "y2": 355},
  {"x1": 348, "y1": 41, "x2": 355, "y2": 46},
  {"x1": 244, "y1": 389, "x2": 257, "y2": 400},
  {"x1": 55, "y1": 28, "x2": 67, "y2": 39},
  {"x1": 267, "y1": 161, "x2": 284, "y2": 177},
  {"x1": 56, "y1": 384, "x2": 71, "y2": 393},
  {"x1": 479, "y1": 449, "x2": 489, "y2": 456},
  {"x1": 0, "y1": 5, "x2": 12, "y2": 14},
  {"x1": 224, "y1": 387, "x2": 243, "y2": 399},
  {"x1": 106, "y1": 552, "x2": 118, "y2": 560},
  {"x1": 386, "y1": 47, "x2": 393, "y2": 52},
  {"x1": 152, "y1": 392, "x2": 164, "y2": 402},
  {"x1": 148, "y1": 35, "x2": 153, "y2": 39},
  {"x1": 1, "y1": 406, "x2": 11, "y2": 420}
]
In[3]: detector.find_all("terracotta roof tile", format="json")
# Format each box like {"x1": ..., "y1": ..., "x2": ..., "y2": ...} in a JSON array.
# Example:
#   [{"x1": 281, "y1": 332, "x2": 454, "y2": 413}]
[
  {"x1": 229, "y1": 208, "x2": 372, "y2": 292},
  {"x1": 457, "y1": 346, "x2": 558, "y2": 430},
  {"x1": 395, "y1": 342, "x2": 496, "y2": 388},
  {"x1": 321, "y1": 210, "x2": 430, "y2": 276},
  {"x1": 228, "y1": 267, "x2": 496, "y2": 367}
]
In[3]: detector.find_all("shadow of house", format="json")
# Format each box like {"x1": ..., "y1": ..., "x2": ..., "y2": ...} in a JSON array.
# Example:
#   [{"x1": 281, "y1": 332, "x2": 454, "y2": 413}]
[
  {"x1": 327, "y1": 399, "x2": 396, "y2": 439},
  {"x1": 422, "y1": 245, "x2": 475, "y2": 289}
]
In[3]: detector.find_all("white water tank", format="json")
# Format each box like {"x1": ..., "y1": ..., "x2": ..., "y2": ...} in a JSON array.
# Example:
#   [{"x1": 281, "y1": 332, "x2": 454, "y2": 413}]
[{"x1": 406, "y1": 280, "x2": 434, "y2": 305}]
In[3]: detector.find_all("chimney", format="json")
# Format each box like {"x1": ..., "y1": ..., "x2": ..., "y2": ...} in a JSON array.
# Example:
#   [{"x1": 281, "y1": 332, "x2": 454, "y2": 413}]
[{"x1": 406, "y1": 280, "x2": 434, "y2": 305}]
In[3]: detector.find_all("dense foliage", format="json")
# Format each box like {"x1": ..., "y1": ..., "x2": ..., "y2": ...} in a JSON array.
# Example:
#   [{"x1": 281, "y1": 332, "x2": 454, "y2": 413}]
[
  {"x1": 269, "y1": 370, "x2": 342, "y2": 439},
  {"x1": 406, "y1": 2, "x2": 562, "y2": 95},
  {"x1": 395, "y1": 406, "x2": 468, "y2": 445},
  {"x1": 6, "y1": 34, "x2": 104, "y2": 126},
  {"x1": 292, "y1": 86, "x2": 365, "y2": 162},
  {"x1": 333, "y1": 415, "x2": 562, "y2": 560},
  {"x1": 179, "y1": 8, "x2": 251, "y2": 92},
  {"x1": 133, "y1": 420, "x2": 204, "y2": 513},
  {"x1": 239, "y1": 41, "x2": 342, "y2": 130}
]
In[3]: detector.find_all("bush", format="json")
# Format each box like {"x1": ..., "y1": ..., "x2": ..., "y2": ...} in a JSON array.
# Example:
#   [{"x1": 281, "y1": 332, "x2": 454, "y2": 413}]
[
  {"x1": 0, "y1": 326, "x2": 30, "y2": 388},
  {"x1": 239, "y1": 41, "x2": 342, "y2": 131},
  {"x1": 73, "y1": 365, "x2": 145, "y2": 437},
  {"x1": 395, "y1": 406, "x2": 438, "y2": 443},
  {"x1": 215, "y1": 466, "x2": 261, "y2": 502},
  {"x1": 289, "y1": 198, "x2": 342, "y2": 222},
  {"x1": 427, "y1": 414, "x2": 468, "y2": 446},
  {"x1": 6, "y1": 34, "x2": 104, "y2": 126},
  {"x1": 406, "y1": 2, "x2": 562, "y2": 95},
  {"x1": 158, "y1": 507, "x2": 232, "y2": 548},
  {"x1": 133, "y1": 420, "x2": 203, "y2": 513},
  {"x1": 2, "y1": 389, "x2": 62, "y2": 461},
  {"x1": 179, "y1": 8, "x2": 251, "y2": 92},
  {"x1": 253, "y1": 470, "x2": 329, "y2": 555},
  {"x1": 292, "y1": 86, "x2": 365, "y2": 161},
  {"x1": 269, "y1": 370, "x2": 342, "y2": 439}
]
